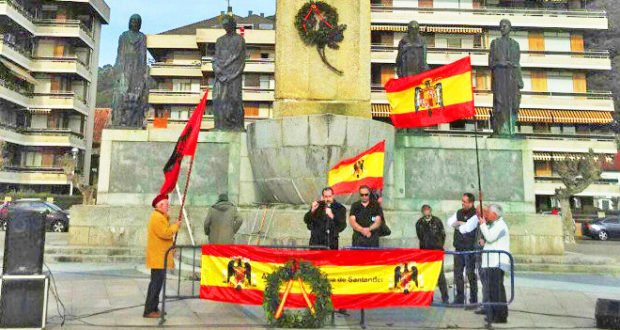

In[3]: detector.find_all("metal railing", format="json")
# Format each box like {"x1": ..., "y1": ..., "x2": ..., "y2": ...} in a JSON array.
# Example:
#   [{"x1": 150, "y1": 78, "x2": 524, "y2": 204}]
[
  {"x1": 371, "y1": 5, "x2": 607, "y2": 18},
  {"x1": 0, "y1": 0, "x2": 35, "y2": 20},
  {"x1": 158, "y1": 245, "x2": 514, "y2": 329}
]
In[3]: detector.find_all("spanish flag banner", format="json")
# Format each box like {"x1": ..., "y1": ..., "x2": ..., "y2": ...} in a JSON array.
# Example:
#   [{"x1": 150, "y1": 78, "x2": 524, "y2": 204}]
[
  {"x1": 328, "y1": 141, "x2": 385, "y2": 195},
  {"x1": 200, "y1": 245, "x2": 444, "y2": 309},
  {"x1": 385, "y1": 56, "x2": 475, "y2": 128}
]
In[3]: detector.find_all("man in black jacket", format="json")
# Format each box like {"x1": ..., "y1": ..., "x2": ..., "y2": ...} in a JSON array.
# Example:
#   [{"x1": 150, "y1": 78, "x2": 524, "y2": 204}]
[
  {"x1": 304, "y1": 187, "x2": 347, "y2": 250},
  {"x1": 416, "y1": 204, "x2": 449, "y2": 303}
]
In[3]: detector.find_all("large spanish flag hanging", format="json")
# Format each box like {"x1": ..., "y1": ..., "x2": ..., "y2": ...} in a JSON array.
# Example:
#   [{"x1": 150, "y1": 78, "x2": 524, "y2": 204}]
[
  {"x1": 328, "y1": 141, "x2": 385, "y2": 195},
  {"x1": 385, "y1": 56, "x2": 475, "y2": 128},
  {"x1": 200, "y1": 245, "x2": 444, "y2": 309}
]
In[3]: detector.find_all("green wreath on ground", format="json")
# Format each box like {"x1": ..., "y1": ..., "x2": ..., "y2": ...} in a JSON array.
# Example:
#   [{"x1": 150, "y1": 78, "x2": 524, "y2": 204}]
[
  {"x1": 294, "y1": 1, "x2": 347, "y2": 75},
  {"x1": 263, "y1": 259, "x2": 333, "y2": 328}
]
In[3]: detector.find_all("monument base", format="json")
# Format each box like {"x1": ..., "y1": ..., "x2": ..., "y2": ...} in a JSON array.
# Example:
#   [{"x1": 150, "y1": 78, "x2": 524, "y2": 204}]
[
  {"x1": 273, "y1": 100, "x2": 371, "y2": 119},
  {"x1": 68, "y1": 205, "x2": 563, "y2": 255}
]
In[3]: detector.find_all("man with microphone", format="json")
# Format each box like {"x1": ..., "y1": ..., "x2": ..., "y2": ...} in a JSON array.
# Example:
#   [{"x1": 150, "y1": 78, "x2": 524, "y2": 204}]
[{"x1": 304, "y1": 187, "x2": 347, "y2": 250}]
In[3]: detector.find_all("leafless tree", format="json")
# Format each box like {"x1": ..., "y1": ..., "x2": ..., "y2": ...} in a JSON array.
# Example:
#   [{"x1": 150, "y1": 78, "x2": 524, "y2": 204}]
[
  {"x1": 554, "y1": 149, "x2": 603, "y2": 244},
  {"x1": 60, "y1": 154, "x2": 96, "y2": 205}
]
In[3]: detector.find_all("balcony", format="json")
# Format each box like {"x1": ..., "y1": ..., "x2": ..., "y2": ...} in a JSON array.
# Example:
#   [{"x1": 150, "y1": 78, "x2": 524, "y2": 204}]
[
  {"x1": 150, "y1": 62, "x2": 202, "y2": 78},
  {"x1": 201, "y1": 57, "x2": 275, "y2": 73},
  {"x1": 0, "y1": 0, "x2": 36, "y2": 33},
  {"x1": 0, "y1": 168, "x2": 68, "y2": 185},
  {"x1": 34, "y1": 19, "x2": 95, "y2": 49},
  {"x1": 0, "y1": 78, "x2": 31, "y2": 107},
  {"x1": 371, "y1": 45, "x2": 611, "y2": 71},
  {"x1": 32, "y1": 91, "x2": 89, "y2": 115},
  {"x1": 149, "y1": 87, "x2": 275, "y2": 104},
  {"x1": 371, "y1": 87, "x2": 615, "y2": 112},
  {"x1": 0, "y1": 35, "x2": 32, "y2": 69},
  {"x1": 53, "y1": 0, "x2": 111, "y2": 24},
  {"x1": 31, "y1": 56, "x2": 92, "y2": 81},
  {"x1": 196, "y1": 29, "x2": 275, "y2": 45},
  {"x1": 371, "y1": 6, "x2": 608, "y2": 30},
  {"x1": 534, "y1": 179, "x2": 620, "y2": 197},
  {"x1": 0, "y1": 125, "x2": 85, "y2": 148}
]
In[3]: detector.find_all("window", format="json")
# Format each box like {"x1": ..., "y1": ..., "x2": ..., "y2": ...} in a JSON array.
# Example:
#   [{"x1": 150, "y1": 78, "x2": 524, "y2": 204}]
[
  {"x1": 447, "y1": 37, "x2": 462, "y2": 49},
  {"x1": 261, "y1": 53, "x2": 270, "y2": 59},
  {"x1": 244, "y1": 74, "x2": 261, "y2": 88},
  {"x1": 603, "y1": 217, "x2": 619, "y2": 224}
]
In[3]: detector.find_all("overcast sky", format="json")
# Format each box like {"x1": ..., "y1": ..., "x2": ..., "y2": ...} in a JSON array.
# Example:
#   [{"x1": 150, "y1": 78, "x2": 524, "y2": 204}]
[{"x1": 99, "y1": 0, "x2": 275, "y2": 66}]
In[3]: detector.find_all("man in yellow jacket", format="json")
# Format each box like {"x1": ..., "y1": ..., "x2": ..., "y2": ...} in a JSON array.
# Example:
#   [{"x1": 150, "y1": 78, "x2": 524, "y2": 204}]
[{"x1": 143, "y1": 194, "x2": 180, "y2": 318}]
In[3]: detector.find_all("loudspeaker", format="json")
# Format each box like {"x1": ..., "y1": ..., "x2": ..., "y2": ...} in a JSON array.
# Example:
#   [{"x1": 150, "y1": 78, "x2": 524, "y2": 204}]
[
  {"x1": 596, "y1": 298, "x2": 620, "y2": 329},
  {"x1": 3, "y1": 209, "x2": 46, "y2": 275},
  {"x1": 0, "y1": 276, "x2": 49, "y2": 329}
]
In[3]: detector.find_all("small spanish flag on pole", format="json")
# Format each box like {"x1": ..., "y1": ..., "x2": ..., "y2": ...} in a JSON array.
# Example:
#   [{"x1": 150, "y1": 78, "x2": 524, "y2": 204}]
[
  {"x1": 385, "y1": 56, "x2": 475, "y2": 128},
  {"x1": 328, "y1": 141, "x2": 385, "y2": 195}
]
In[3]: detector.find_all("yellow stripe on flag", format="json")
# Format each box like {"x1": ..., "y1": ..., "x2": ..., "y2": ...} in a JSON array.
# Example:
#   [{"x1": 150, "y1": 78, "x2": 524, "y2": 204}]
[
  {"x1": 328, "y1": 151, "x2": 384, "y2": 187},
  {"x1": 201, "y1": 255, "x2": 443, "y2": 295},
  {"x1": 387, "y1": 71, "x2": 472, "y2": 115}
]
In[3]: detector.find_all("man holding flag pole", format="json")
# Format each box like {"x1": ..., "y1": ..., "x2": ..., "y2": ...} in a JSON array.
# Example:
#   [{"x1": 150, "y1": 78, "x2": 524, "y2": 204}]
[{"x1": 143, "y1": 90, "x2": 208, "y2": 318}]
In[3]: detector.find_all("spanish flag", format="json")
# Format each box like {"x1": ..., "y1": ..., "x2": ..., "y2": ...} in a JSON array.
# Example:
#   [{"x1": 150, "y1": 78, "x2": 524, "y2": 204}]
[
  {"x1": 328, "y1": 141, "x2": 385, "y2": 195},
  {"x1": 200, "y1": 245, "x2": 444, "y2": 309},
  {"x1": 385, "y1": 57, "x2": 475, "y2": 128}
]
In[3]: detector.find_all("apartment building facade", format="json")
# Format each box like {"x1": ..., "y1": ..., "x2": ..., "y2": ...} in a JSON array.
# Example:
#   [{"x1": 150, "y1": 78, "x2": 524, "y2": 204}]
[
  {"x1": 0, "y1": 0, "x2": 109, "y2": 194},
  {"x1": 147, "y1": 0, "x2": 619, "y2": 212}
]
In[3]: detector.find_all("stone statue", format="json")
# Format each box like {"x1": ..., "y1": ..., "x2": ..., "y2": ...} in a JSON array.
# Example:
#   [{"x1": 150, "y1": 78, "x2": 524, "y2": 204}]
[
  {"x1": 396, "y1": 21, "x2": 429, "y2": 78},
  {"x1": 111, "y1": 14, "x2": 149, "y2": 128},
  {"x1": 489, "y1": 19, "x2": 523, "y2": 137},
  {"x1": 213, "y1": 15, "x2": 246, "y2": 131}
]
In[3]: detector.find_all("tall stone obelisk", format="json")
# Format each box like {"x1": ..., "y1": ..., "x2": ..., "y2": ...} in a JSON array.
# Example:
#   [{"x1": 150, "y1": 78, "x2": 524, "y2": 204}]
[{"x1": 273, "y1": 0, "x2": 371, "y2": 118}]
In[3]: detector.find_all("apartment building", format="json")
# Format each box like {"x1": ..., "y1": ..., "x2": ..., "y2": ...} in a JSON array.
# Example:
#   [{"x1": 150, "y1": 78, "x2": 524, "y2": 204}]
[
  {"x1": 0, "y1": 0, "x2": 109, "y2": 194},
  {"x1": 147, "y1": 0, "x2": 619, "y2": 212}
]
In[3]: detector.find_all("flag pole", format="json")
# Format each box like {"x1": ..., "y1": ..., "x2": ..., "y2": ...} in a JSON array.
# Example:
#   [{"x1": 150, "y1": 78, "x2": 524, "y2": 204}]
[
  {"x1": 174, "y1": 156, "x2": 197, "y2": 246},
  {"x1": 469, "y1": 54, "x2": 484, "y2": 215}
]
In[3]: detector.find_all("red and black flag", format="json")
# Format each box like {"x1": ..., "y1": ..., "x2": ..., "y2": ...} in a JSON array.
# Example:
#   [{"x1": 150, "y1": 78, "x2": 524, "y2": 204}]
[{"x1": 159, "y1": 90, "x2": 208, "y2": 195}]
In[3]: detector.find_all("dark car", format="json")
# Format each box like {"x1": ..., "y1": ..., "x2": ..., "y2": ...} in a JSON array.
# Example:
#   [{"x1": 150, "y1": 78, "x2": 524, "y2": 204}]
[
  {"x1": 6, "y1": 199, "x2": 70, "y2": 233},
  {"x1": 582, "y1": 216, "x2": 620, "y2": 241}
]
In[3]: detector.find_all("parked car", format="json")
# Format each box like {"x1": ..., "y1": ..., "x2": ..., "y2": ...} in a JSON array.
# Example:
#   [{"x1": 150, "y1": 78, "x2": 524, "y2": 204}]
[
  {"x1": 582, "y1": 216, "x2": 620, "y2": 241},
  {"x1": 0, "y1": 201, "x2": 10, "y2": 231},
  {"x1": 6, "y1": 199, "x2": 70, "y2": 233}
]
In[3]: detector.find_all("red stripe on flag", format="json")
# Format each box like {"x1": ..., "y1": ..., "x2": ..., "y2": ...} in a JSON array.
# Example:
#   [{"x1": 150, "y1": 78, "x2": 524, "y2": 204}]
[
  {"x1": 331, "y1": 177, "x2": 384, "y2": 195},
  {"x1": 330, "y1": 140, "x2": 385, "y2": 169},
  {"x1": 200, "y1": 286, "x2": 434, "y2": 309},
  {"x1": 384, "y1": 56, "x2": 471, "y2": 93},
  {"x1": 390, "y1": 101, "x2": 475, "y2": 128},
  {"x1": 201, "y1": 245, "x2": 444, "y2": 266}
]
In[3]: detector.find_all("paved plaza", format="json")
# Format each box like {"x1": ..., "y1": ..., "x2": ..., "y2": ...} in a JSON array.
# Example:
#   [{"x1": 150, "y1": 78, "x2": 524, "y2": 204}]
[{"x1": 36, "y1": 262, "x2": 619, "y2": 330}]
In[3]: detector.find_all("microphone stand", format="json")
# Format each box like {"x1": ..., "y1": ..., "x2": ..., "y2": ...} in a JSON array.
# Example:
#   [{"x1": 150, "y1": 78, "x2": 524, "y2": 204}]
[{"x1": 326, "y1": 204, "x2": 331, "y2": 250}]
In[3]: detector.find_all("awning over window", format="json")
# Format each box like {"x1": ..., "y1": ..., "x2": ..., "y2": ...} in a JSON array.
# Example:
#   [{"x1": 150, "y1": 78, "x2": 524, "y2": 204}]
[
  {"x1": 371, "y1": 25, "x2": 482, "y2": 34},
  {"x1": 519, "y1": 109, "x2": 613, "y2": 125},
  {"x1": 371, "y1": 104, "x2": 391, "y2": 118},
  {"x1": 533, "y1": 152, "x2": 614, "y2": 162},
  {"x1": 0, "y1": 58, "x2": 37, "y2": 85}
]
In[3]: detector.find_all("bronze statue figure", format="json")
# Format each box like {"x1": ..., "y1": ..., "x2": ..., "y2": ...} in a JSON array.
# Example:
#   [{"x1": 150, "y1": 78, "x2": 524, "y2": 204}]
[
  {"x1": 489, "y1": 19, "x2": 523, "y2": 137},
  {"x1": 396, "y1": 21, "x2": 429, "y2": 78},
  {"x1": 213, "y1": 15, "x2": 246, "y2": 131},
  {"x1": 111, "y1": 14, "x2": 149, "y2": 128}
]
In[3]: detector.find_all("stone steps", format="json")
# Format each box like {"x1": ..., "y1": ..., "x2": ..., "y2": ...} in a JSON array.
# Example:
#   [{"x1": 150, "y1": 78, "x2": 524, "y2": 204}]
[
  {"x1": 513, "y1": 253, "x2": 620, "y2": 274},
  {"x1": 0, "y1": 245, "x2": 145, "y2": 264}
]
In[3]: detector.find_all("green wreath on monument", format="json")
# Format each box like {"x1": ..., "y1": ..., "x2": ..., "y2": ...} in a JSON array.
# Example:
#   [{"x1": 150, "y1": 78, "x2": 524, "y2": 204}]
[
  {"x1": 263, "y1": 259, "x2": 333, "y2": 328},
  {"x1": 294, "y1": 1, "x2": 347, "y2": 75}
]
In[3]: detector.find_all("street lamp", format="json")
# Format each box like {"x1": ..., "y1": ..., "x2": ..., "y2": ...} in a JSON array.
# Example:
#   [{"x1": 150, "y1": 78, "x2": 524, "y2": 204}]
[{"x1": 70, "y1": 147, "x2": 78, "y2": 196}]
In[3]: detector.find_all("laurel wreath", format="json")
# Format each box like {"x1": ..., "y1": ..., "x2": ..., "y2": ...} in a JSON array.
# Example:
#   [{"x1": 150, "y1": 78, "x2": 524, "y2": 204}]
[
  {"x1": 263, "y1": 260, "x2": 333, "y2": 328},
  {"x1": 294, "y1": 1, "x2": 347, "y2": 75}
]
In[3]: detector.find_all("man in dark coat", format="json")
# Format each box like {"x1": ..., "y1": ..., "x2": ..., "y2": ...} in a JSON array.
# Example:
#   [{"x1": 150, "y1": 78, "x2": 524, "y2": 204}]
[
  {"x1": 416, "y1": 204, "x2": 449, "y2": 303},
  {"x1": 304, "y1": 187, "x2": 347, "y2": 250},
  {"x1": 204, "y1": 193, "x2": 243, "y2": 244}
]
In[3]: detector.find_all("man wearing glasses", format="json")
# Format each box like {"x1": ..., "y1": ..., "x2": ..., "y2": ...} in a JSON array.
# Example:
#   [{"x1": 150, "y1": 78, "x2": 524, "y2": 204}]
[{"x1": 349, "y1": 185, "x2": 383, "y2": 247}]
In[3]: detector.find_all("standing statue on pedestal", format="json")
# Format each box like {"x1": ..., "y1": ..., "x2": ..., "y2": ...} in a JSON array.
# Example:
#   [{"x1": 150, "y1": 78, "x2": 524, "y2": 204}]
[
  {"x1": 111, "y1": 14, "x2": 149, "y2": 128},
  {"x1": 213, "y1": 15, "x2": 246, "y2": 131},
  {"x1": 489, "y1": 19, "x2": 523, "y2": 137},
  {"x1": 396, "y1": 21, "x2": 429, "y2": 78}
]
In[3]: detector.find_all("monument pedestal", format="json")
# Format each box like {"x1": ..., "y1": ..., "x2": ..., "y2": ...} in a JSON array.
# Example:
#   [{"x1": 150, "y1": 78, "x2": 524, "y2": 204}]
[{"x1": 247, "y1": 114, "x2": 395, "y2": 204}]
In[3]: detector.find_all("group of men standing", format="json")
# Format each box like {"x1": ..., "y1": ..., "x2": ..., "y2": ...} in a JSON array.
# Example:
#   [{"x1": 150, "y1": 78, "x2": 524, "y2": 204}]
[{"x1": 304, "y1": 189, "x2": 511, "y2": 324}]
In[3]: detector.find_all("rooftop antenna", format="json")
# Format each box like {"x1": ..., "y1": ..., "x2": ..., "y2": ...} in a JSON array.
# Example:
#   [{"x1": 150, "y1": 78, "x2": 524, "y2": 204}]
[{"x1": 226, "y1": 0, "x2": 233, "y2": 15}]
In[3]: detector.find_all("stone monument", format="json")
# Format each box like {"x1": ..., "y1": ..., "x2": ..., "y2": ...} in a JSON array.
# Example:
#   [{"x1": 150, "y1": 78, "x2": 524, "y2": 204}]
[
  {"x1": 273, "y1": 0, "x2": 371, "y2": 118},
  {"x1": 396, "y1": 20, "x2": 429, "y2": 78},
  {"x1": 213, "y1": 15, "x2": 246, "y2": 131},
  {"x1": 489, "y1": 19, "x2": 523, "y2": 137},
  {"x1": 111, "y1": 14, "x2": 149, "y2": 128}
]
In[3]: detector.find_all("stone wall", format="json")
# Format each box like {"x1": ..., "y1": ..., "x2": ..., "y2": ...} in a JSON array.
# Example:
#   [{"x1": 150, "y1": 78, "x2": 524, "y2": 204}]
[{"x1": 69, "y1": 205, "x2": 563, "y2": 256}]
